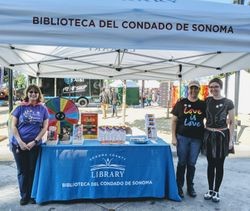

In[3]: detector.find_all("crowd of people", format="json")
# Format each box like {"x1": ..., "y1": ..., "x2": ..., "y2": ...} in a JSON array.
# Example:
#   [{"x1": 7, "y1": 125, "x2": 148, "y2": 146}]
[{"x1": 10, "y1": 77, "x2": 235, "y2": 206}]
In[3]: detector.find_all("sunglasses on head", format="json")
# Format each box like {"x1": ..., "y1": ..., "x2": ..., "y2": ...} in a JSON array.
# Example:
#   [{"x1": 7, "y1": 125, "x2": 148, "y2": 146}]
[{"x1": 29, "y1": 91, "x2": 38, "y2": 94}]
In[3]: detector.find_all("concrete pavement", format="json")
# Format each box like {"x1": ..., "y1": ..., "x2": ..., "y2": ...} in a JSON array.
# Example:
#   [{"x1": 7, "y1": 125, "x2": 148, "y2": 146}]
[{"x1": 0, "y1": 105, "x2": 250, "y2": 211}]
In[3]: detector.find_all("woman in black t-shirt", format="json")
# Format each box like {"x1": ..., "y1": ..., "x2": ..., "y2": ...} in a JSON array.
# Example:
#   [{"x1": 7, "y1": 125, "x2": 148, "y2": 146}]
[
  {"x1": 203, "y1": 78, "x2": 235, "y2": 203},
  {"x1": 172, "y1": 80, "x2": 206, "y2": 199}
]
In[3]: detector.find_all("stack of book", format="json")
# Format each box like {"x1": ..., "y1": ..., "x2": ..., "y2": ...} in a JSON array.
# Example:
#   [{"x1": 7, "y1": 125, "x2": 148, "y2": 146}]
[{"x1": 72, "y1": 124, "x2": 84, "y2": 145}]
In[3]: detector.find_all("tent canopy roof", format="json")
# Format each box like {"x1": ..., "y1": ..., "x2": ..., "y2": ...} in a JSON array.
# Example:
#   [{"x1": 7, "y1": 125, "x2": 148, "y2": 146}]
[
  {"x1": 1, "y1": 45, "x2": 249, "y2": 80},
  {"x1": 0, "y1": 0, "x2": 250, "y2": 80}
]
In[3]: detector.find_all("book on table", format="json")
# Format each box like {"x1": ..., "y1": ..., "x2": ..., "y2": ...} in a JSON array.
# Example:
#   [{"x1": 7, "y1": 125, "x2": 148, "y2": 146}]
[{"x1": 81, "y1": 113, "x2": 98, "y2": 139}]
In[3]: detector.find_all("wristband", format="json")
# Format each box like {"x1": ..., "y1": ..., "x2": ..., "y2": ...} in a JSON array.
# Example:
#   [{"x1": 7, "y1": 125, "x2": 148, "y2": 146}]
[{"x1": 34, "y1": 139, "x2": 39, "y2": 144}]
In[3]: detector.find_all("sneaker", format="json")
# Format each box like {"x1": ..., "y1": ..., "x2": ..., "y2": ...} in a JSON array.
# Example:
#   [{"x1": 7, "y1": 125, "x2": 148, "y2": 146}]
[
  {"x1": 204, "y1": 190, "x2": 214, "y2": 200},
  {"x1": 20, "y1": 198, "x2": 29, "y2": 206},
  {"x1": 212, "y1": 192, "x2": 220, "y2": 202}
]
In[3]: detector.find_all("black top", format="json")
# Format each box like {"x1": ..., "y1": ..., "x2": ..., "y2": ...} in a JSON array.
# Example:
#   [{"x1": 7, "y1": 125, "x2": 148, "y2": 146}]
[
  {"x1": 171, "y1": 98, "x2": 206, "y2": 139},
  {"x1": 205, "y1": 97, "x2": 234, "y2": 128},
  {"x1": 110, "y1": 91, "x2": 118, "y2": 104}
]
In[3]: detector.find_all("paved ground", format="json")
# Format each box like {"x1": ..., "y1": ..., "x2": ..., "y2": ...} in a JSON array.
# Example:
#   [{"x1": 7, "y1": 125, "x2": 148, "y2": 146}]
[{"x1": 0, "y1": 105, "x2": 250, "y2": 211}]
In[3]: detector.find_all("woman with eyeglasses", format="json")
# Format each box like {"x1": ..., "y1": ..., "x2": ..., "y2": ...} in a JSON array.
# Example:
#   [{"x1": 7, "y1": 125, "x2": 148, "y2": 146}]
[
  {"x1": 202, "y1": 78, "x2": 235, "y2": 203},
  {"x1": 10, "y1": 84, "x2": 49, "y2": 205}
]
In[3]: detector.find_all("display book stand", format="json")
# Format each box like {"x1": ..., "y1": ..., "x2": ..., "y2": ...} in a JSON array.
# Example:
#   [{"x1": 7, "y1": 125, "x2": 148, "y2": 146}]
[
  {"x1": 45, "y1": 124, "x2": 84, "y2": 145},
  {"x1": 45, "y1": 112, "x2": 99, "y2": 145},
  {"x1": 45, "y1": 112, "x2": 128, "y2": 145},
  {"x1": 145, "y1": 114, "x2": 157, "y2": 140}
]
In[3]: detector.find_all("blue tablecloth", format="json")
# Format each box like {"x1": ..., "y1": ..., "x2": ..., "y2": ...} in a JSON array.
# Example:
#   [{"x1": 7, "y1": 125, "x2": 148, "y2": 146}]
[{"x1": 32, "y1": 136, "x2": 181, "y2": 203}]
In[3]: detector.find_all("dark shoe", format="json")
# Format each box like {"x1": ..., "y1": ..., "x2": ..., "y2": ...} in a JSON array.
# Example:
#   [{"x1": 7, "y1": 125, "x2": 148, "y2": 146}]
[
  {"x1": 20, "y1": 198, "x2": 29, "y2": 206},
  {"x1": 29, "y1": 198, "x2": 36, "y2": 204},
  {"x1": 187, "y1": 186, "x2": 197, "y2": 197},
  {"x1": 178, "y1": 187, "x2": 184, "y2": 198}
]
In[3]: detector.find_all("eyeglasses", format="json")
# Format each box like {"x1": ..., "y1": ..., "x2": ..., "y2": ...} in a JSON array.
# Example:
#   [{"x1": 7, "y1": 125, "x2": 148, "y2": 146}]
[
  {"x1": 28, "y1": 91, "x2": 38, "y2": 94},
  {"x1": 209, "y1": 85, "x2": 220, "y2": 89}
]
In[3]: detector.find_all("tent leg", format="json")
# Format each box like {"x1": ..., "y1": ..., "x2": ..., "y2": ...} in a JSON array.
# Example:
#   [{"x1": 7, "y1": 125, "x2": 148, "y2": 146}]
[
  {"x1": 234, "y1": 71, "x2": 240, "y2": 145},
  {"x1": 122, "y1": 80, "x2": 127, "y2": 125},
  {"x1": 7, "y1": 68, "x2": 13, "y2": 113}
]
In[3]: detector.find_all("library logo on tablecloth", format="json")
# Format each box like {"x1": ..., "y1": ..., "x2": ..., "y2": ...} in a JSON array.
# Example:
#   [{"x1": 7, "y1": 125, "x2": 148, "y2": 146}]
[{"x1": 89, "y1": 154, "x2": 126, "y2": 178}]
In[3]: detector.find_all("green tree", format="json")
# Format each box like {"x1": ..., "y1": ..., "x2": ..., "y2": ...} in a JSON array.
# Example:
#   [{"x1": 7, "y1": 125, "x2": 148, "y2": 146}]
[{"x1": 14, "y1": 72, "x2": 27, "y2": 89}]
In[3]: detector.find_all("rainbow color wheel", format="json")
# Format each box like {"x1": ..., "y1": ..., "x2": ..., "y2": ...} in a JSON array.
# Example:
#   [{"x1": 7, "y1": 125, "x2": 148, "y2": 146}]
[{"x1": 45, "y1": 97, "x2": 79, "y2": 135}]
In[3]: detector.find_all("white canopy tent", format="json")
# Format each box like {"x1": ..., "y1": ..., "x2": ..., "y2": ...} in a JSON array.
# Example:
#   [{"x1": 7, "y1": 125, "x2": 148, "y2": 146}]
[{"x1": 0, "y1": 0, "x2": 250, "y2": 81}]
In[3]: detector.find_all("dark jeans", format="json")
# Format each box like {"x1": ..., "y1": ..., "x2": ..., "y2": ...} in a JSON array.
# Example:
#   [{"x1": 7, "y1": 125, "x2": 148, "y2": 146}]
[
  {"x1": 176, "y1": 134, "x2": 202, "y2": 166},
  {"x1": 12, "y1": 144, "x2": 39, "y2": 200},
  {"x1": 112, "y1": 103, "x2": 117, "y2": 116}
]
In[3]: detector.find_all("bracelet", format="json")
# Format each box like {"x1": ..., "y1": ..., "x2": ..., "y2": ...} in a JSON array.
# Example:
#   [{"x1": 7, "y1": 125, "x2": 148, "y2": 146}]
[{"x1": 34, "y1": 139, "x2": 39, "y2": 144}]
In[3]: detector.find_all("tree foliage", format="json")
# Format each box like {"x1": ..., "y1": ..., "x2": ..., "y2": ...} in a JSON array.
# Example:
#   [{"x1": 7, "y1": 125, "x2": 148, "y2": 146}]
[{"x1": 14, "y1": 72, "x2": 26, "y2": 89}]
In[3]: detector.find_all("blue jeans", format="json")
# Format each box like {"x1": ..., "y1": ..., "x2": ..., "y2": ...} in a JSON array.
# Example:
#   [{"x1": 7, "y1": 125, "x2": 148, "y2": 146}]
[
  {"x1": 112, "y1": 104, "x2": 117, "y2": 116},
  {"x1": 176, "y1": 134, "x2": 202, "y2": 167}
]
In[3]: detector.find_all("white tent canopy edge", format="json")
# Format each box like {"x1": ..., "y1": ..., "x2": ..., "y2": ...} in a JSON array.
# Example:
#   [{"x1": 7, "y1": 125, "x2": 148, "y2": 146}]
[
  {"x1": 1, "y1": 0, "x2": 250, "y2": 51},
  {"x1": 0, "y1": 0, "x2": 250, "y2": 80}
]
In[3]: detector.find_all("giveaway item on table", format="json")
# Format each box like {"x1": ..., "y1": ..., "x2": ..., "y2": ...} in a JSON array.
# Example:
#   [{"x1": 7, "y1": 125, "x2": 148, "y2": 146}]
[
  {"x1": 99, "y1": 125, "x2": 126, "y2": 144},
  {"x1": 45, "y1": 97, "x2": 79, "y2": 144},
  {"x1": 72, "y1": 124, "x2": 84, "y2": 145},
  {"x1": 145, "y1": 114, "x2": 157, "y2": 140},
  {"x1": 58, "y1": 125, "x2": 72, "y2": 144},
  {"x1": 81, "y1": 113, "x2": 98, "y2": 139}
]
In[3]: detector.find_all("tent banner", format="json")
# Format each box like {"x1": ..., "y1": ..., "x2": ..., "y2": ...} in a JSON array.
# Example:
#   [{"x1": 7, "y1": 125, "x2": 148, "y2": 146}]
[{"x1": 0, "y1": 0, "x2": 250, "y2": 52}]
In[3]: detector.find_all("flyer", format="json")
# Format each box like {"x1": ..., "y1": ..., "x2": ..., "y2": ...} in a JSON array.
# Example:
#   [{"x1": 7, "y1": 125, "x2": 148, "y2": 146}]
[{"x1": 81, "y1": 113, "x2": 98, "y2": 139}]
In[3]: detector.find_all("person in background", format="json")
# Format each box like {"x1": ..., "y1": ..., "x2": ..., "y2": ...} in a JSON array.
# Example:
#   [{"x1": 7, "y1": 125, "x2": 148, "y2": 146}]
[
  {"x1": 152, "y1": 89, "x2": 157, "y2": 103},
  {"x1": 11, "y1": 84, "x2": 49, "y2": 205},
  {"x1": 171, "y1": 80, "x2": 206, "y2": 198},
  {"x1": 145, "y1": 92, "x2": 152, "y2": 106},
  {"x1": 110, "y1": 87, "x2": 119, "y2": 117},
  {"x1": 99, "y1": 88, "x2": 109, "y2": 119},
  {"x1": 203, "y1": 78, "x2": 234, "y2": 203}
]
